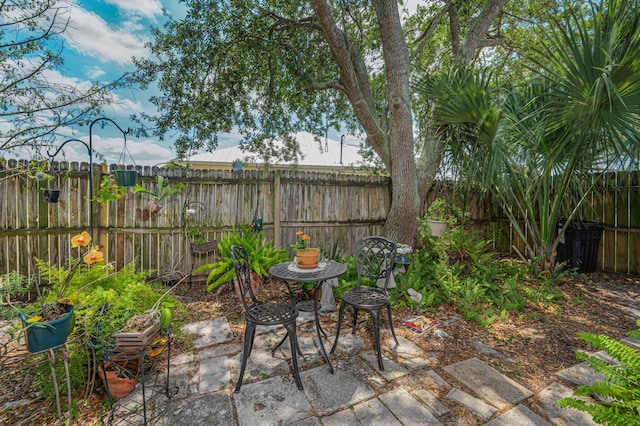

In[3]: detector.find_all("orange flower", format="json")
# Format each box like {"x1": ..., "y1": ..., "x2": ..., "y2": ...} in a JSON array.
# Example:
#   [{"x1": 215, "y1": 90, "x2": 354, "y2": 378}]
[
  {"x1": 296, "y1": 231, "x2": 304, "y2": 236},
  {"x1": 83, "y1": 246, "x2": 104, "y2": 265},
  {"x1": 302, "y1": 235, "x2": 310, "y2": 241},
  {"x1": 71, "y1": 231, "x2": 91, "y2": 248}
]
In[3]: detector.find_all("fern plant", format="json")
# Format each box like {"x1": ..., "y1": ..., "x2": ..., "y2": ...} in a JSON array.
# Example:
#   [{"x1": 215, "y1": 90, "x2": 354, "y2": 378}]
[
  {"x1": 558, "y1": 321, "x2": 640, "y2": 425},
  {"x1": 195, "y1": 225, "x2": 289, "y2": 291}
]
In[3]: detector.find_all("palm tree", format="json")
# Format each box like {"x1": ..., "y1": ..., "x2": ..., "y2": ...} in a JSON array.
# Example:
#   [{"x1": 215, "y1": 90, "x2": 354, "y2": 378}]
[{"x1": 418, "y1": 0, "x2": 640, "y2": 272}]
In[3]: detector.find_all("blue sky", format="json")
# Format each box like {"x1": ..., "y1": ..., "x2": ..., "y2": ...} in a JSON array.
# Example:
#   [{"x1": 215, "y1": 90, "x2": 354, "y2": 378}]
[{"x1": 32, "y1": 0, "x2": 363, "y2": 166}]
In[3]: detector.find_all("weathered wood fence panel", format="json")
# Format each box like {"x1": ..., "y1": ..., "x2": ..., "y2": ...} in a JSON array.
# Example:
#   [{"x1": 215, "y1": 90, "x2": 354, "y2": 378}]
[{"x1": 1, "y1": 161, "x2": 639, "y2": 278}]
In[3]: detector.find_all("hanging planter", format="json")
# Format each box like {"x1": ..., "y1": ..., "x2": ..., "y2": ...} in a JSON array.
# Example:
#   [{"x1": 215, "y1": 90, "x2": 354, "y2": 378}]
[
  {"x1": 114, "y1": 132, "x2": 138, "y2": 187},
  {"x1": 19, "y1": 305, "x2": 74, "y2": 353},
  {"x1": 42, "y1": 189, "x2": 61, "y2": 203},
  {"x1": 113, "y1": 169, "x2": 138, "y2": 187}
]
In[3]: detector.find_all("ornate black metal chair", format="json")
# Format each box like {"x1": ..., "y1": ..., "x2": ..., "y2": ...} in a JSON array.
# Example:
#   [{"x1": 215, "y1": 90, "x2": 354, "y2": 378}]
[
  {"x1": 230, "y1": 245, "x2": 303, "y2": 391},
  {"x1": 330, "y1": 237, "x2": 398, "y2": 370}
]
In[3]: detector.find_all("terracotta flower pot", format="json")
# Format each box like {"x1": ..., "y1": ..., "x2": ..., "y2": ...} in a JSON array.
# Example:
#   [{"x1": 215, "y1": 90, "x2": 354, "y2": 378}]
[
  {"x1": 295, "y1": 248, "x2": 320, "y2": 269},
  {"x1": 98, "y1": 363, "x2": 136, "y2": 399},
  {"x1": 427, "y1": 219, "x2": 447, "y2": 237}
]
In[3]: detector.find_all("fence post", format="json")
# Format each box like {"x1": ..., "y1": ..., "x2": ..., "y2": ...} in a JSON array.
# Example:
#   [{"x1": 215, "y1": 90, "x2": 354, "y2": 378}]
[
  {"x1": 98, "y1": 164, "x2": 108, "y2": 257},
  {"x1": 273, "y1": 171, "x2": 281, "y2": 247}
]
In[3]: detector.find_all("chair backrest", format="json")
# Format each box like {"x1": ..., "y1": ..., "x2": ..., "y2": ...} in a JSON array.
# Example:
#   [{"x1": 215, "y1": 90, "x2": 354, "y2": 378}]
[
  {"x1": 230, "y1": 245, "x2": 260, "y2": 310},
  {"x1": 354, "y1": 237, "x2": 397, "y2": 291}
]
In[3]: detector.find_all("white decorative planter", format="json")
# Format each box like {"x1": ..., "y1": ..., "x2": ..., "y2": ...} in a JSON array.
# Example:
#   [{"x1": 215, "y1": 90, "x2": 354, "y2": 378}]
[{"x1": 427, "y1": 220, "x2": 447, "y2": 237}]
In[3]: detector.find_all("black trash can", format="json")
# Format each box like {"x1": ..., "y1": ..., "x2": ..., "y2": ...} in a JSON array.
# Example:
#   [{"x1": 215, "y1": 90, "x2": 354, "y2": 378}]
[{"x1": 557, "y1": 220, "x2": 604, "y2": 273}]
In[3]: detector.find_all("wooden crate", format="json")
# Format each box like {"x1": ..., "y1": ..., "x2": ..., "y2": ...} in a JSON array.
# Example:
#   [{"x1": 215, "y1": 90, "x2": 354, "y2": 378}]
[{"x1": 115, "y1": 321, "x2": 160, "y2": 350}]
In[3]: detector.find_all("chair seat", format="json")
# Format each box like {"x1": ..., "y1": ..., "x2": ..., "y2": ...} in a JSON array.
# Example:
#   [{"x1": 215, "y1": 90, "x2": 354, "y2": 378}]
[
  {"x1": 247, "y1": 302, "x2": 298, "y2": 325},
  {"x1": 342, "y1": 288, "x2": 390, "y2": 309}
]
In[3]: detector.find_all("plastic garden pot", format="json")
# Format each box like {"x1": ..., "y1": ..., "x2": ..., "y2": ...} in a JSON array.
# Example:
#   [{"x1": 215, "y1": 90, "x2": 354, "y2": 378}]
[
  {"x1": 114, "y1": 170, "x2": 138, "y2": 187},
  {"x1": 42, "y1": 189, "x2": 61, "y2": 203},
  {"x1": 19, "y1": 305, "x2": 74, "y2": 353}
]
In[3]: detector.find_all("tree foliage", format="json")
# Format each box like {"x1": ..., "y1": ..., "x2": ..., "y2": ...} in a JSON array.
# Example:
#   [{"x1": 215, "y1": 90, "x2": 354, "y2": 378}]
[
  {"x1": 132, "y1": 0, "x2": 526, "y2": 244},
  {"x1": 0, "y1": 0, "x2": 121, "y2": 153},
  {"x1": 417, "y1": 0, "x2": 640, "y2": 271}
]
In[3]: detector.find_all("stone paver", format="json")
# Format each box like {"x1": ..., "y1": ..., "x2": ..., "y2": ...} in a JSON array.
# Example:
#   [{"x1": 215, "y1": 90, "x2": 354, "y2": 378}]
[
  {"x1": 443, "y1": 357, "x2": 533, "y2": 409},
  {"x1": 555, "y1": 361, "x2": 605, "y2": 387},
  {"x1": 359, "y1": 350, "x2": 410, "y2": 381},
  {"x1": 484, "y1": 405, "x2": 551, "y2": 426},
  {"x1": 379, "y1": 388, "x2": 442, "y2": 425},
  {"x1": 353, "y1": 398, "x2": 402, "y2": 426},
  {"x1": 234, "y1": 375, "x2": 312, "y2": 425},
  {"x1": 181, "y1": 317, "x2": 233, "y2": 349},
  {"x1": 537, "y1": 382, "x2": 599, "y2": 426},
  {"x1": 158, "y1": 392, "x2": 234, "y2": 426},
  {"x1": 302, "y1": 362, "x2": 376, "y2": 416},
  {"x1": 446, "y1": 388, "x2": 498, "y2": 420},
  {"x1": 410, "y1": 388, "x2": 451, "y2": 418}
]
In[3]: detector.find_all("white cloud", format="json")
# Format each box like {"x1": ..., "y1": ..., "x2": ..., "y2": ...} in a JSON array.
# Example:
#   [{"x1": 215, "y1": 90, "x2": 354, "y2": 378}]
[
  {"x1": 63, "y1": 4, "x2": 149, "y2": 65},
  {"x1": 105, "y1": 0, "x2": 164, "y2": 20},
  {"x1": 47, "y1": 134, "x2": 174, "y2": 166}
]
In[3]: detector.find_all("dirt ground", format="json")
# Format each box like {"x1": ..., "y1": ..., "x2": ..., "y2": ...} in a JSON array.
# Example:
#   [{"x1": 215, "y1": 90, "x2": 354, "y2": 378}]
[{"x1": 1, "y1": 269, "x2": 638, "y2": 425}]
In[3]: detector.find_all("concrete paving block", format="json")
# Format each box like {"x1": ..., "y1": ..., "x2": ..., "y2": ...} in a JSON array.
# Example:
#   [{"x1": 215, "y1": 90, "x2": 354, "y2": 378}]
[
  {"x1": 320, "y1": 408, "x2": 359, "y2": 425},
  {"x1": 386, "y1": 335, "x2": 423, "y2": 356},
  {"x1": 379, "y1": 388, "x2": 442, "y2": 425},
  {"x1": 346, "y1": 356, "x2": 386, "y2": 387},
  {"x1": 181, "y1": 317, "x2": 233, "y2": 349},
  {"x1": 198, "y1": 342, "x2": 242, "y2": 360},
  {"x1": 484, "y1": 405, "x2": 551, "y2": 426},
  {"x1": 359, "y1": 350, "x2": 409, "y2": 381},
  {"x1": 170, "y1": 352, "x2": 194, "y2": 366},
  {"x1": 228, "y1": 348, "x2": 292, "y2": 384},
  {"x1": 400, "y1": 356, "x2": 431, "y2": 370},
  {"x1": 443, "y1": 358, "x2": 533, "y2": 409},
  {"x1": 168, "y1": 362, "x2": 196, "y2": 399},
  {"x1": 621, "y1": 337, "x2": 640, "y2": 350},
  {"x1": 423, "y1": 369, "x2": 452, "y2": 391},
  {"x1": 446, "y1": 388, "x2": 498, "y2": 420},
  {"x1": 352, "y1": 398, "x2": 402, "y2": 426},
  {"x1": 199, "y1": 355, "x2": 232, "y2": 394},
  {"x1": 234, "y1": 375, "x2": 312, "y2": 426},
  {"x1": 555, "y1": 362, "x2": 605, "y2": 387},
  {"x1": 301, "y1": 363, "x2": 376, "y2": 416},
  {"x1": 331, "y1": 333, "x2": 366, "y2": 354},
  {"x1": 537, "y1": 382, "x2": 599, "y2": 426},
  {"x1": 410, "y1": 387, "x2": 451, "y2": 418},
  {"x1": 156, "y1": 392, "x2": 234, "y2": 426}
]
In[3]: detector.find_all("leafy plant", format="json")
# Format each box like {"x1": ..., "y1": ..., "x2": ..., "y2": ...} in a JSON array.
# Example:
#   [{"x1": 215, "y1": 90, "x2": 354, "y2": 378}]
[
  {"x1": 94, "y1": 174, "x2": 125, "y2": 203},
  {"x1": 133, "y1": 175, "x2": 184, "y2": 202},
  {"x1": 558, "y1": 321, "x2": 640, "y2": 425},
  {"x1": 195, "y1": 225, "x2": 289, "y2": 291}
]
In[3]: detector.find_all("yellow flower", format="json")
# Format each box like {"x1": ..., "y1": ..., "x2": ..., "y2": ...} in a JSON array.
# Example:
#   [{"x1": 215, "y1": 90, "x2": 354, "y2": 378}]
[
  {"x1": 71, "y1": 231, "x2": 91, "y2": 248},
  {"x1": 83, "y1": 246, "x2": 104, "y2": 265}
]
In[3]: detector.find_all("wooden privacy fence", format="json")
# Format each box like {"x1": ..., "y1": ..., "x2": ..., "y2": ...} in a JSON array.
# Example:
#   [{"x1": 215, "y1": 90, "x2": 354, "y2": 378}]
[
  {"x1": 1, "y1": 161, "x2": 638, "y2": 278},
  {"x1": 0, "y1": 161, "x2": 390, "y2": 280}
]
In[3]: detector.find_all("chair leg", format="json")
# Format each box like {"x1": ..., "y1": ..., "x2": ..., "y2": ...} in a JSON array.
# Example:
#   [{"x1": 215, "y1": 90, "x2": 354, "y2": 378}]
[
  {"x1": 284, "y1": 322, "x2": 303, "y2": 390},
  {"x1": 387, "y1": 304, "x2": 399, "y2": 346},
  {"x1": 351, "y1": 307, "x2": 359, "y2": 334},
  {"x1": 330, "y1": 302, "x2": 347, "y2": 355},
  {"x1": 235, "y1": 323, "x2": 256, "y2": 392},
  {"x1": 370, "y1": 309, "x2": 384, "y2": 371},
  {"x1": 272, "y1": 331, "x2": 302, "y2": 356}
]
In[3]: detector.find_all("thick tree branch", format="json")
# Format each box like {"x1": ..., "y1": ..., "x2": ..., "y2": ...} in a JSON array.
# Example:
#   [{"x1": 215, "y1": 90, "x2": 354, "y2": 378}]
[{"x1": 459, "y1": 0, "x2": 509, "y2": 65}]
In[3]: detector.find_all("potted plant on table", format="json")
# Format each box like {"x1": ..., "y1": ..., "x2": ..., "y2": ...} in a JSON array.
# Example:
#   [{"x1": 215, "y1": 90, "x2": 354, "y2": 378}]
[{"x1": 292, "y1": 231, "x2": 320, "y2": 269}]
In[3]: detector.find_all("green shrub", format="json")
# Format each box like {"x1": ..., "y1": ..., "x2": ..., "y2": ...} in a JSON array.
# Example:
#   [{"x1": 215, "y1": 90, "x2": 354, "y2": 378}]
[
  {"x1": 558, "y1": 321, "x2": 640, "y2": 425},
  {"x1": 393, "y1": 219, "x2": 559, "y2": 326},
  {"x1": 195, "y1": 225, "x2": 289, "y2": 291}
]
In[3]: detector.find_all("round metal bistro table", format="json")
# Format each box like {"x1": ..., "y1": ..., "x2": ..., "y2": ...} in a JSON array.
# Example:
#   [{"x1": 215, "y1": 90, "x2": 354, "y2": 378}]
[{"x1": 269, "y1": 260, "x2": 347, "y2": 373}]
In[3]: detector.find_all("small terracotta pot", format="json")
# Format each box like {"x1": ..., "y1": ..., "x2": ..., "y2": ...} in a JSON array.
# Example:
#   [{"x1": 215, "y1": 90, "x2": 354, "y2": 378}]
[{"x1": 296, "y1": 248, "x2": 320, "y2": 269}]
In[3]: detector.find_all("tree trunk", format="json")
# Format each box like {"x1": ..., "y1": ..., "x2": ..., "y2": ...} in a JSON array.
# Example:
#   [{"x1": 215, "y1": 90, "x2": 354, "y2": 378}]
[{"x1": 372, "y1": 0, "x2": 419, "y2": 246}]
